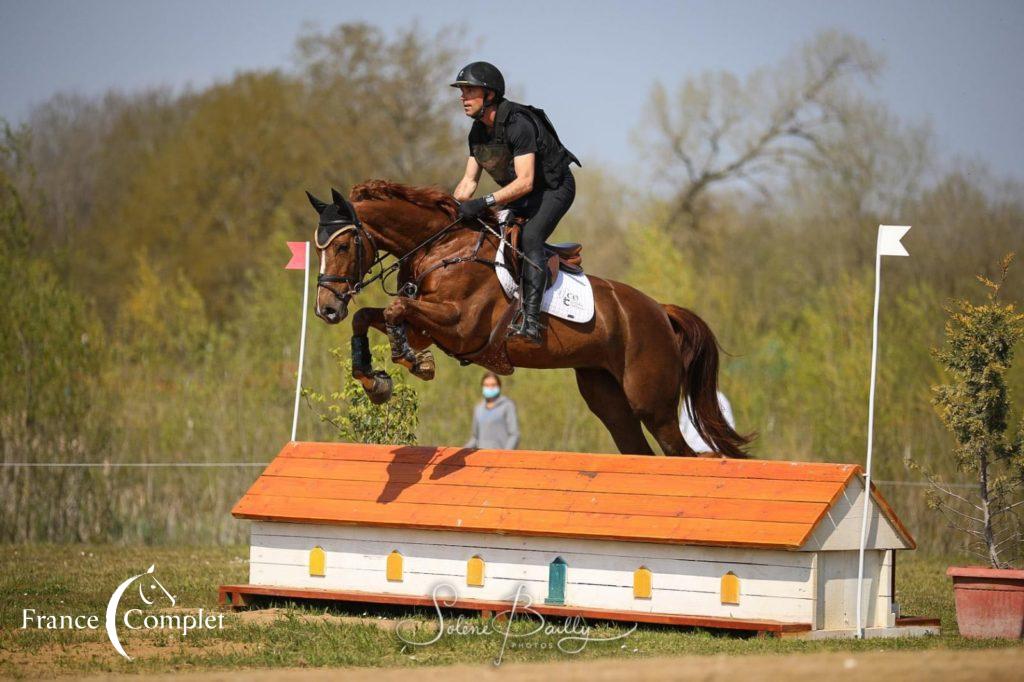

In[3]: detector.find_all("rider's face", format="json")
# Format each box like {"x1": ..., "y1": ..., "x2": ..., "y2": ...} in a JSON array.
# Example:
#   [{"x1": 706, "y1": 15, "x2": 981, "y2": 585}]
[{"x1": 458, "y1": 85, "x2": 489, "y2": 118}]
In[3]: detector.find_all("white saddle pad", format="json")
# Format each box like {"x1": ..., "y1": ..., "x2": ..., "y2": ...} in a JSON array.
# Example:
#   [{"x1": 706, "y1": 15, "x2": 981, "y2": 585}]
[{"x1": 494, "y1": 238, "x2": 595, "y2": 324}]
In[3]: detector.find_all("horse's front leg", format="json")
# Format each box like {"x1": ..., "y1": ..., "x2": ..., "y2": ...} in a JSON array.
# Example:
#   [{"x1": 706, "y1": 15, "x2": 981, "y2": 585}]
[
  {"x1": 384, "y1": 297, "x2": 461, "y2": 377},
  {"x1": 349, "y1": 307, "x2": 394, "y2": 404},
  {"x1": 354, "y1": 305, "x2": 435, "y2": 383}
]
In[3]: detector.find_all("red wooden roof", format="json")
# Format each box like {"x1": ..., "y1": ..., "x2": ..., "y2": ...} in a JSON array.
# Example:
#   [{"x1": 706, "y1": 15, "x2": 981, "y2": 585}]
[{"x1": 232, "y1": 442, "x2": 913, "y2": 550}]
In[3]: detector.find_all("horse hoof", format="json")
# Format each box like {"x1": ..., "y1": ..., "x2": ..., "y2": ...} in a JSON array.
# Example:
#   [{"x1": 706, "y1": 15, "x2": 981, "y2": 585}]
[
  {"x1": 391, "y1": 350, "x2": 417, "y2": 369},
  {"x1": 411, "y1": 350, "x2": 436, "y2": 381},
  {"x1": 366, "y1": 371, "x2": 393, "y2": 404}
]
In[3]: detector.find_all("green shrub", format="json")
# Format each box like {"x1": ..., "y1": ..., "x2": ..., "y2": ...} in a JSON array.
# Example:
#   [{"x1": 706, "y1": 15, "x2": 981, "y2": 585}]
[{"x1": 303, "y1": 345, "x2": 419, "y2": 445}]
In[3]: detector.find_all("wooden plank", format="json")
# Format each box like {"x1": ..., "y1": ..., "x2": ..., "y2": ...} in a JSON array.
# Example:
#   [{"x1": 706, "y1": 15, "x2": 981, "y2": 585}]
[
  {"x1": 247, "y1": 532, "x2": 815, "y2": 577},
  {"x1": 235, "y1": 494, "x2": 809, "y2": 548},
  {"x1": 244, "y1": 475, "x2": 828, "y2": 524},
  {"x1": 255, "y1": 458, "x2": 846, "y2": 504},
  {"x1": 895, "y1": 616, "x2": 941, "y2": 627},
  {"x1": 251, "y1": 521, "x2": 817, "y2": 569},
  {"x1": 275, "y1": 442, "x2": 857, "y2": 483},
  {"x1": 217, "y1": 583, "x2": 813, "y2": 633}
]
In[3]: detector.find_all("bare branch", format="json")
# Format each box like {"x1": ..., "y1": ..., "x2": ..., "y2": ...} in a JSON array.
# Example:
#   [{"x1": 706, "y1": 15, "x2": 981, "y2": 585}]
[
  {"x1": 938, "y1": 508, "x2": 984, "y2": 539},
  {"x1": 933, "y1": 501, "x2": 984, "y2": 525},
  {"x1": 639, "y1": 31, "x2": 885, "y2": 230}
]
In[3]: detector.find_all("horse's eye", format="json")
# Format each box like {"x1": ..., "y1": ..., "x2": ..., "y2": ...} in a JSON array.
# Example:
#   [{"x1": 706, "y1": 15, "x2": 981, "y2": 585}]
[{"x1": 336, "y1": 243, "x2": 349, "y2": 253}]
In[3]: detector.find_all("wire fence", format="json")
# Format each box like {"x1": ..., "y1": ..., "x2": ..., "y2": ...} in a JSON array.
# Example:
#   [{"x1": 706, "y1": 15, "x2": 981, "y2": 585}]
[{"x1": 0, "y1": 463, "x2": 976, "y2": 488}]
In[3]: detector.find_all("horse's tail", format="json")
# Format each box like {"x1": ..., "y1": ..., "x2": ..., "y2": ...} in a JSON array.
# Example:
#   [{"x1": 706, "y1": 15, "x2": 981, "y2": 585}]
[{"x1": 662, "y1": 304, "x2": 752, "y2": 459}]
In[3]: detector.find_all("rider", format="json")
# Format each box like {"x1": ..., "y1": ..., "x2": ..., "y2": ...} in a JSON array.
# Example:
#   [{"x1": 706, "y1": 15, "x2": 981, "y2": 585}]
[{"x1": 451, "y1": 61, "x2": 581, "y2": 345}]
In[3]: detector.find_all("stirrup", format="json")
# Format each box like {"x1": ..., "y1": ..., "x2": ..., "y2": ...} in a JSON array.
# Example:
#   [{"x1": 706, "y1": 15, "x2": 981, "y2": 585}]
[
  {"x1": 508, "y1": 309, "x2": 544, "y2": 343},
  {"x1": 508, "y1": 324, "x2": 543, "y2": 344}
]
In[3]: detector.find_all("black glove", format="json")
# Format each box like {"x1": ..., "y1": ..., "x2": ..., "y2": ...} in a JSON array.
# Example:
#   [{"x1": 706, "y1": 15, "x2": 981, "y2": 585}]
[{"x1": 458, "y1": 197, "x2": 488, "y2": 219}]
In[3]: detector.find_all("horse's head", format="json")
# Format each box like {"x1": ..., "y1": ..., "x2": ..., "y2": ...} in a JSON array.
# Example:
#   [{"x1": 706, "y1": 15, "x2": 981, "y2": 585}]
[{"x1": 307, "y1": 188, "x2": 377, "y2": 324}]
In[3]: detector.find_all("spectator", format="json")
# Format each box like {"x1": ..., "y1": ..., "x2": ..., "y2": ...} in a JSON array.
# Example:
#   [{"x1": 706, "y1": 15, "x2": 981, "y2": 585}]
[
  {"x1": 679, "y1": 391, "x2": 735, "y2": 454},
  {"x1": 465, "y1": 372, "x2": 520, "y2": 449}
]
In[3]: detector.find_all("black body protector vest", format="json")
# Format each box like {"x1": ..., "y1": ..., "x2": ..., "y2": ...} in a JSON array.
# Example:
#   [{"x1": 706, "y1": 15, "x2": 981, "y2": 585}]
[{"x1": 471, "y1": 100, "x2": 581, "y2": 190}]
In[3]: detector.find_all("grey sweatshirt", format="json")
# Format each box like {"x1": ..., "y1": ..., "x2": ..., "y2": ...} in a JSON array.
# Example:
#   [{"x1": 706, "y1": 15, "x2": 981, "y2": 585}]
[{"x1": 465, "y1": 395, "x2": 520, "y2": 449}]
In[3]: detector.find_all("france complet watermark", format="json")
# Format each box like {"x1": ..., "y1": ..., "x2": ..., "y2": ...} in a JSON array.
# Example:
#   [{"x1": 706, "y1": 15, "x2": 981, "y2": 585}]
[{"x1": 20, "y1": 563, "x2": 224, "y2": 660}]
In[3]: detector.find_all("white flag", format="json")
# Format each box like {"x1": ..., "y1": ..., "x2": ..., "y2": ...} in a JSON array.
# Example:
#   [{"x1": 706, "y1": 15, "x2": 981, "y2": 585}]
[{"x1": 877, "y1": 225, "x2": 911, "y2": 257}]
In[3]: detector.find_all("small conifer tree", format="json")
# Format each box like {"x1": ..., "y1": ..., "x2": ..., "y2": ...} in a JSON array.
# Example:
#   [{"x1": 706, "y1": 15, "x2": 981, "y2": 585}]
[{"x1": 917, "y1": 254, "x2": 1024, "y2": 568}]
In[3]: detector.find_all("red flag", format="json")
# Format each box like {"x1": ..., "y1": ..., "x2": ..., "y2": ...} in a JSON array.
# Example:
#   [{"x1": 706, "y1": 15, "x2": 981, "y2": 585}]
[{"x1": 284, "y1": 241, "x2": 307, "y2": 270}]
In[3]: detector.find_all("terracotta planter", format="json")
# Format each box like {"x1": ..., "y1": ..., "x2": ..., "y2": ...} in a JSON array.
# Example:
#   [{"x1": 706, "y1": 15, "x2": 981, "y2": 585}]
[{"x1": 947, "y1": 566, "x2": 1024, "y2": 638}]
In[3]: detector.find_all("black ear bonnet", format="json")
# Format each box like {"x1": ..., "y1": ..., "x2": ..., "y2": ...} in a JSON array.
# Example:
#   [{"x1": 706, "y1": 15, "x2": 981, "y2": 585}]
[{"x1": 306, "y1": 190, "x2": 363, "y2": 249}]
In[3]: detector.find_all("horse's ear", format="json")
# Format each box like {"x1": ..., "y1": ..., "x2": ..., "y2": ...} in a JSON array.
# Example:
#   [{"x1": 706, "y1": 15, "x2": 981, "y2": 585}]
[
  {"x1": 306, "y1": 191, "x2": 328, "y2": 214},
  {"x1": 331, "y1": 187, "x2": 358, "y2": 223}
]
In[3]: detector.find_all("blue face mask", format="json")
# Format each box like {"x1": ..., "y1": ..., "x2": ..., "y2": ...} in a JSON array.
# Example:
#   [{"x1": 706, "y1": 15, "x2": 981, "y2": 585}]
[{"x1": 482, "y1": 386, "x2": 500, "y2": 399}]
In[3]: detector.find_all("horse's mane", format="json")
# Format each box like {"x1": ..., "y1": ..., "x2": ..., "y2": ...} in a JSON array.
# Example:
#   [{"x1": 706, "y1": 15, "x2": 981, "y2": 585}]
[
  {"x1": 350, "y1": 179, "x2": 499, "y2": 228},
  {"x1": 350, "y1": 180, "x2": 460, "y2": 219}
]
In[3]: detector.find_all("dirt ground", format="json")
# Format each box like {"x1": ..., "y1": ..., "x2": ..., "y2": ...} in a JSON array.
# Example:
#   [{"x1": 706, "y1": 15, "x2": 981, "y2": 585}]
[
  {"x1": 67, "y1": 646, "x2": 1024, "y2": 682},
  {"x1": 232, "y1": 606, "x2": 401, "y2": 631}
]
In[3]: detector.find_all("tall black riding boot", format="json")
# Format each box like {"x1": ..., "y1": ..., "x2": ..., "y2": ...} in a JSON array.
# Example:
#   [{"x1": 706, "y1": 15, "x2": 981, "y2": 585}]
[{"x1": 509, "y1": 266, "x2": 545, "y2": 345}]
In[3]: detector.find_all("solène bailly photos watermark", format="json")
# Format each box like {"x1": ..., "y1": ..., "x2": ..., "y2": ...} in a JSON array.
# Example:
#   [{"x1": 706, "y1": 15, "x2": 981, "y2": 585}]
[
  {"x1": 395, "y1": 583, "x2": 638, "y2": 666},
  {"x1": 19, "y1": 563, "x2": 224, "y2": 661}
]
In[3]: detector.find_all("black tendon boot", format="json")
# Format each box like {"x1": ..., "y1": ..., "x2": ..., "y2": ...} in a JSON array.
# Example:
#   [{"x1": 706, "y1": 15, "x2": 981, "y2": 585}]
[{"x1": 509, "y1": 266, "x2": 545, "y2": 345}]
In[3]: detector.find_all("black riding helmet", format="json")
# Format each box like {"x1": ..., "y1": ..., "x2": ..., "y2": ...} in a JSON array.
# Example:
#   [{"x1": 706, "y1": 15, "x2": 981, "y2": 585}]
[{"x1": 450, "y1": 61, "x2": 505, "y2": 101}]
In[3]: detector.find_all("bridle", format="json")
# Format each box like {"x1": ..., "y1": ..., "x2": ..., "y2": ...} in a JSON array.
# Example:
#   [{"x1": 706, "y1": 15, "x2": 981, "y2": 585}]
[
  {"x1": 315, "y1": 207, "x2": 472, "y2": 304},
  {"x1": 315, "y1": 216, "x2": 383, "y2": 304}
]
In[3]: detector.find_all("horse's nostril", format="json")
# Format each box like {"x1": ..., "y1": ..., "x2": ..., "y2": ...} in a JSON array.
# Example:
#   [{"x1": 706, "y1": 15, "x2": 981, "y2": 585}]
[{"x1": 322, "y1": 306, "x2": 337, "y2": 319}]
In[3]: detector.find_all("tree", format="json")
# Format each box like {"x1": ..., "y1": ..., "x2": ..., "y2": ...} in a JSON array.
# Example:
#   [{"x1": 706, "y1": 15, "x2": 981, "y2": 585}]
[
  {"x1": 9, "y1": 22, "x2": 466, "y2": 323},
  {"x1": 292, "y1": 21, "x2": 465, "y2": 185},
  {"x1": 635, "y1": 30, "x2": 885, "y2": 231},
  {"x1": 915, "y1": 254, "x2": 1024, "y2": 567},
  {"x1": 1, "y1": 127, "x2": 108, "y2": 541}
]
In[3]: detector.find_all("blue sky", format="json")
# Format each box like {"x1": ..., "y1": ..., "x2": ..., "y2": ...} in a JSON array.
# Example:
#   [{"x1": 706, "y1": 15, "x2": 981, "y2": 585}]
[{"x1": 2, "y1": 0, "x2": 1022, "y2": 181}]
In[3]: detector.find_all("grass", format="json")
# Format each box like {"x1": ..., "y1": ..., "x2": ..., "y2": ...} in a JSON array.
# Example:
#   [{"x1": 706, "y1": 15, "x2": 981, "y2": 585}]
[{"x1": 0, "y1": 544, "x2": 1020, "y2": 678}]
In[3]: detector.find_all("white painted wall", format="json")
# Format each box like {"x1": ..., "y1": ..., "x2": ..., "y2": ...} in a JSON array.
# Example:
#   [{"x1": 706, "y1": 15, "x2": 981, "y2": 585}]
[
  {"x1": 814, "y1": 549, "x2": 894, "y2": 629},
  {"x1": 249, "y1": 521, "x2": 819, "y2": 624},
  {"x1": 800, "y1": 479, "x2": 910, "y2": 551}
]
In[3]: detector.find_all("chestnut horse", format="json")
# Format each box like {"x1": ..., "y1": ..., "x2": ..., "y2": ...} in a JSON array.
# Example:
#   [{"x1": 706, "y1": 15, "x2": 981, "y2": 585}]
[{"x1": 307, "y1": 181, "x2": 750, "y2": 458}]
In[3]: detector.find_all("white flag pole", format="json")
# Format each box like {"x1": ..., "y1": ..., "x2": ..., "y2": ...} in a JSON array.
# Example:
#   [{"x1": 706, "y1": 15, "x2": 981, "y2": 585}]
[
  {"x1": 855, "y1": 225, "x2": 910, "y2": 638},
  {"x1": 290, "y1": 241, "x2": 310, "y2": 442}
]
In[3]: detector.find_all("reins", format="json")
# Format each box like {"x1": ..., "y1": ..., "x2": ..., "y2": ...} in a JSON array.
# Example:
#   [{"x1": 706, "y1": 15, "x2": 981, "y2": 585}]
[
  {"x1": 316, "y1": 203, "x2": 549, "y2": 368},
  {"x1": 317, "y1": 209, "x2": 534, "y2": 303},
  {"x1": 316, "y1": 214, "x2": 466, "y2": 302}
]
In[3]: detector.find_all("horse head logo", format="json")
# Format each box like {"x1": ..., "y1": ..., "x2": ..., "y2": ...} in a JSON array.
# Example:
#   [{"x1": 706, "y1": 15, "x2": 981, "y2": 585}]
[{"x1": 105, "y1": 564, "x2": 176, "y2": 660}]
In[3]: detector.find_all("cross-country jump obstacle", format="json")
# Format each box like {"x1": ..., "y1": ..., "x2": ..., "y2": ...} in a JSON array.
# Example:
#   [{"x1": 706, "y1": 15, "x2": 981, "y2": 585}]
[{"x1": 220, "y1": 442, "x2": 939, "y2": 639}]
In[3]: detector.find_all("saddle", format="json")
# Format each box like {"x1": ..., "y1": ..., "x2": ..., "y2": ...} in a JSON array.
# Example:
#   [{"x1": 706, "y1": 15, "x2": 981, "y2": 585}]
[
  {"x1": 447, "y1": 217, "x2": 587, "y2": 377},
  {"x1": 503, "y1": 218, "x2": 584, "y2": 289}
]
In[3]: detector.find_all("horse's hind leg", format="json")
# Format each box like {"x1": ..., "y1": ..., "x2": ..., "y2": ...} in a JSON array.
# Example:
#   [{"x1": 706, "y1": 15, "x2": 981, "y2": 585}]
[
  {"x1": 354, "y1": 307, "x2": 434, "y2": 382},
  {"x1": 386, "y1": 321, "x2": 435, "y2": 381},
  {"x1": 385, "y1": 297, "x2": 463, "y2": 381},
  {"x1": 641, "y1": 407, "x2": 701, "y2": 457},
  {"x1": 574, "y1": 368, "x2": 654, "y2": 455},
  {"x1": 619, "y1": 354, "x2": 698, "y2": 457}
]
